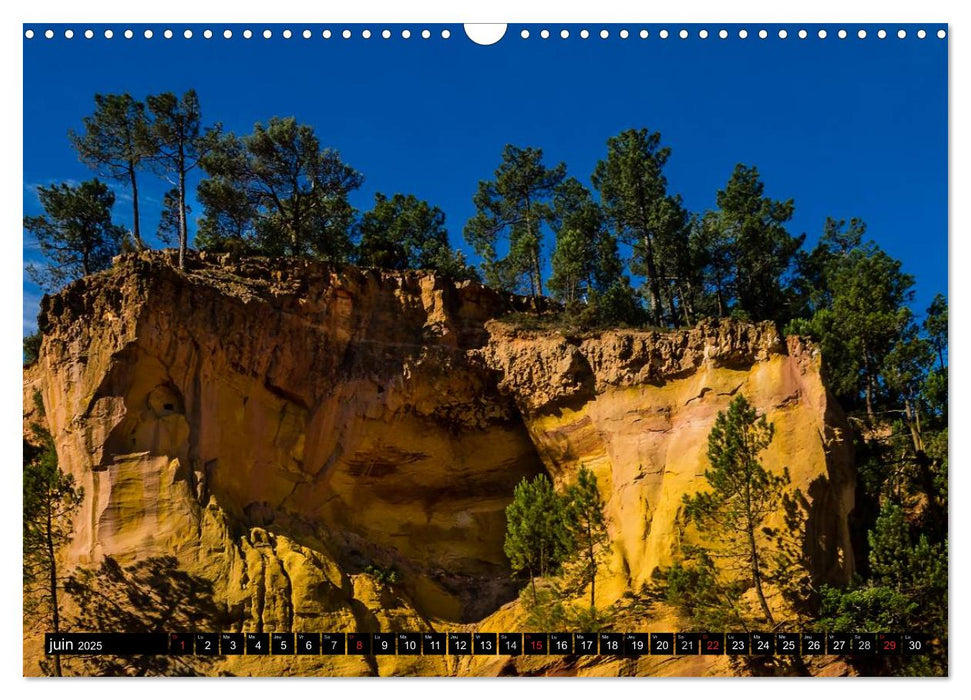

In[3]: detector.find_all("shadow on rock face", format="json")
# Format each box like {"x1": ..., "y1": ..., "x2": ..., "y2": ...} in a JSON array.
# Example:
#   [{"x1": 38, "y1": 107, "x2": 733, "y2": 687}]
[{"x1": 58, "y1": 556, "x2": 235, "y2": 677}]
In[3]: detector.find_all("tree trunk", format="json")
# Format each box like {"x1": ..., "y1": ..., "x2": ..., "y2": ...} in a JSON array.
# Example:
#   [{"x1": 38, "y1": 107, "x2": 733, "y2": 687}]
[
  {"x1": 524, "y1": 197, "x2": 543, "y2": 299},
  {"x1": 534, "y1": 250, "x2": 544, "y2": 298},
  {"x1": 177, "y1": 140, "x2": 188, "y2": 270},
  {"x1": 677, "y1": 282, "x2": 693, "y2": 327},
  {"x1": 529, "y1": 567, "x2": 537, "y2": 606},
  {"x1": 744, "y1": 472, "x2": 775, "y2": 627},
  {"x1": 864, "y1": 354, "x2": 875, "y2": 422},
  {"x1": 904, "y1": 399, "x2": 924, "y2": 455},
  {"x1": 588, "y1": 528, "x2": 596, "y2": 610},
  {"x1": 128, "y1": 162, "x2": 144, "y2": 250},
  {"x1": 642, "y1": 235, "x2": 664, "y2": 326},
  {"x1": 46, "y1": 504, "x2": 62, "y2": 677},
  {"x1": 177, "y1": 162, "x2": 187, "y2": 270},
  {"x1": 748, "y1": 522, "x2": 775, "y2": 627}
]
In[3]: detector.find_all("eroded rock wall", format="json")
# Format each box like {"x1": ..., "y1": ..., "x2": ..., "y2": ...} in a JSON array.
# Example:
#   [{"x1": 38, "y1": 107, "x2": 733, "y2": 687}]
[
  {"x1": 24, "y1": 252, "x2": 855, "y2": 676},
  {"x1": 479, "y1": 324, "x2": 855, "y2": 603}
]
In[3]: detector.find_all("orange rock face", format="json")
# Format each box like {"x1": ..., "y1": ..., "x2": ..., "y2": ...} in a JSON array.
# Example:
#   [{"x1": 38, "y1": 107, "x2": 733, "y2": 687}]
[{"x1": 23, "y1": 252, "x2": 855, "y2": 677}]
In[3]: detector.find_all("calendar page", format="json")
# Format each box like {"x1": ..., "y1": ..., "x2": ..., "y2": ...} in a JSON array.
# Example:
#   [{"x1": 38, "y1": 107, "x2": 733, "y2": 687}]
[{"x1": 21, "y1": 20, "x2": 947, "y2": 678}]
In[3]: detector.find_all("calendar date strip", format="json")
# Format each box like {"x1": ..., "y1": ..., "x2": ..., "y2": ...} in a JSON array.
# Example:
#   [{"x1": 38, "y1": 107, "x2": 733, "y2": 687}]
[{"x1": 46, "y1": 631, "x2": 933, "y2": 656}]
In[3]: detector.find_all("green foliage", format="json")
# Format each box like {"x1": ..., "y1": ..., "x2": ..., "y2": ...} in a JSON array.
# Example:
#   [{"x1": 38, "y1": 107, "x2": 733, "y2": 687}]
[
  {"x1": 356, "y1": 193, "x2": 476, "y2": 279},
  {"x1": 157, "y1": 188, "x2": 189, "y2": 246},
  {"x1": 519, "y1": 581, "x2": 616, "y2": 633},
  {"x1": 592, "y1": 128, "x2": 690, "y2": 325},
  {"x1": 818, "y1": 503, "x2": 947, "y2": 675},
  {"x1": 194, "y1": 171, "x2": 257, "y2": 255},
  {"x1": 363, "y1": 563, "x2": 400, "y2": 586},
  {"x1": 548, "y1": 177, "x2": 623, "y2": 305},
  {"x1": 681, "y1": 395, "x2": 790, "y2": 626},
  {"x1": 24, "y1": 179, "x2": 126, "y2": 288},
  {"x1": 24, "y1": 428, "x2": 82, "y2": 587},
  {"x1": 464, "y1": 145, "x2": 566, "y2": 297},
  {"x1": 924, "y1": 293, "x2": 947, "y2": 371},
  {"x1": 701, "y1": 164, "x2": 804, "y2": 325},
  {"x1": 504, "y1": 474, "x2": 573, "y2": 602},
  {"x1": 818, "y1": 583, "x2": 916, "y2": 632},
  {"x1": 143, "y1": 90, "x2": 218, "y2": 268},
  {"x1": 563, "y1": 466, "x2": 610, "y2": 609},
  {"x1": 651, "y1": 552, "x2": 751, "y2": 630},
  {"x1": 924, "y1": 428, "x2": 948, "y2": 513},
  {"x1": 586, "y1": 279, "x2": 647, "y2": 327},
  {"x1": 520, "y1": 584, "x2": 569, "y2": 631},
  {"x1": 199, "y1": 117, "x2": 362, "y2": 261},
  {"x1": 24, "y1": 414, "x2": 83, "y2": 676},
  {"x1": 795, "y1": 218, "x2": 917, "y2": 417},
  {"x1": 23, "y1": 331, "x2": 42, "y2": 365},
  {"x1": 69, "y1": 93, "x2": 151, "y2": 249},
  {"x1": 922, "y1": 295, "x2": 948, "y2": 417}
]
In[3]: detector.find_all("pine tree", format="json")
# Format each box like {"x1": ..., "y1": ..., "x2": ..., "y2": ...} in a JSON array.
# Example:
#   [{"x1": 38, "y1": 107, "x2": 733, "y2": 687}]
[
  {"x1": 922, "y1": 294, "x2": 948, "y2": 418},
  {"x1": 549, "y1": 178, "x2": 610, "y2": 304},
  {"x1": 23, "y1": 331, "x2": 42, "y2": 365},
  {"x1": 143, "y1": 90, "x2": 218, "y2": 269},
  {"x1": 157, "y1": 188, "x2": 190, "y2": 246},
  {"x1": 592, "y1": 128, "x2": 688, "y2": 326},
  {"x1": 69, "y1": 93, "x2": 151, "y2": 249},
  {"x1": 564, "y1": 467, "x2": 610, "y2": 610},
  {"x1": 704, "y1": 165, "x2": 804, "y2": 324},
  {"x1": 24, "y1": 179, "x2": 126, "y2": 288},
  {"x1": 464, "y1": 145, "x2": 566, "y2": 297},
  {"x1": 356, "y1": 193, "x2": 474, "y2": 278},
  {"x1": 504, "y1": 474, "x2": 573, "y2": 604},
  {"x1": 195, "y1": 168, "x2": 257, "y2": 254},
  {"x1": 800, "y1": 223, "x2": 915, "y2": 420},
  {"x1": 24, "y1": 407, "x2": 82, "y2": 677},
  {"x1": 682, "y1": 395, "x2": 789, "y2": 626},
  {"x1": 819, "y1": 502, "x2": 947, "y2": 674},
  {"x1": 924, "y1": 293, "x2": 947, "y2": 373},
  {"x1": 199, "y1": 118, "x2": 362, "y2": 260}
]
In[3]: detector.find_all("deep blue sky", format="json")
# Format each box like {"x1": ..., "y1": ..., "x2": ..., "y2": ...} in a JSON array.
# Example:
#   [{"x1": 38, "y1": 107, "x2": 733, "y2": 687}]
[{"x1": 23, "y1": 24, "x2": 948, "y2": 332}]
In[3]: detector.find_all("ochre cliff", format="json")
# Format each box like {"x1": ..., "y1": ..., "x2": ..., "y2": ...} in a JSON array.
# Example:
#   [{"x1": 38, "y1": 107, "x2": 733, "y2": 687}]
[{"x1": 24, "y1": 252, "x2": 855, "y2": 677}]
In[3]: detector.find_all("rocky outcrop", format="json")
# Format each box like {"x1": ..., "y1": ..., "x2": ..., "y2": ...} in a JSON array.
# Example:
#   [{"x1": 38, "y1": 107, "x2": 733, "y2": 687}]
[
  {"x1": 24, "y1": 252, "x2": 855, "y2": 677},
  {"x1": 479, "y1": 323, "x2": 855, "y2": 599}
]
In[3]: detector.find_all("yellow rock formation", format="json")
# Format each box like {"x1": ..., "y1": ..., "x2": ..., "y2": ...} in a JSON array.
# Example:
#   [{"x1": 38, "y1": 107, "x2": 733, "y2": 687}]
[{"x1": 23, "y1": 252, "x2": 854, "y2": 677}]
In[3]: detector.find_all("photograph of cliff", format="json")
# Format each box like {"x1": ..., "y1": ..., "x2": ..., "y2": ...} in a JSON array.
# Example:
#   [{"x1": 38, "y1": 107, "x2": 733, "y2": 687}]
[{"x1": 22, "y1": 24, "x2": 947, "y2": 677}]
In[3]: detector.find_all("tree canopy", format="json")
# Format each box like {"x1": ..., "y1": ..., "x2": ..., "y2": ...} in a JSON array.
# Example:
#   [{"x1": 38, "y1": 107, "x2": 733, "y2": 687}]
[
  {"x1": 68, "y1": 93, "x2": 151, "y2": 249},
  {"x1": 356, "y1": 192, "x2": 475, "y2": 278},
  {"x1": 24, "y1": 179, "x2": 126, "y2": 288},
  {"x1": 199, "y1": 117, "x2": 362, "y2": 260},
  {"x1": 701, "y1": 164, "x2": 804, "y2": 325},
  {"x1": 592, "y1": 128, "x2": 690, "y2": 325},
  {"x1": 464, "y1": 145, "x2": 566, "y2": 297},
  {"x1": 143, "y1": 89, "x2": 218, "y2": 268}
]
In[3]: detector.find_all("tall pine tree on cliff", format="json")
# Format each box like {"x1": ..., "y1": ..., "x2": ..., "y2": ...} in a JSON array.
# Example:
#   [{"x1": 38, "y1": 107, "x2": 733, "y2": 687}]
[
  {"x1": 24, "y1": 179, "x2": 127, "y2": 289},
  {"x1": 703, "y1": 165, "x2": 803, "y2": 325},
  {"x1": 792, "y1": 218, "x2": 915, "y2": 420},
  {"x1": 198, "y1": 117, "x2": 362, "y2": 260},
  {"x1": 143, "y1": 89, "x2": 219, "y2": 269},
  {"x1": 356, "y1": 192, "x2": 474, "y2": 278},
  {"x1": 69, "y1": 93, "x2": 152, "y2": 250},
  {"x1": 592, "y1": 128, "x2": 688, "y2": 326},
  {"x1": 464, "y1": 145, "x2": 566, "y2": 298}
]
